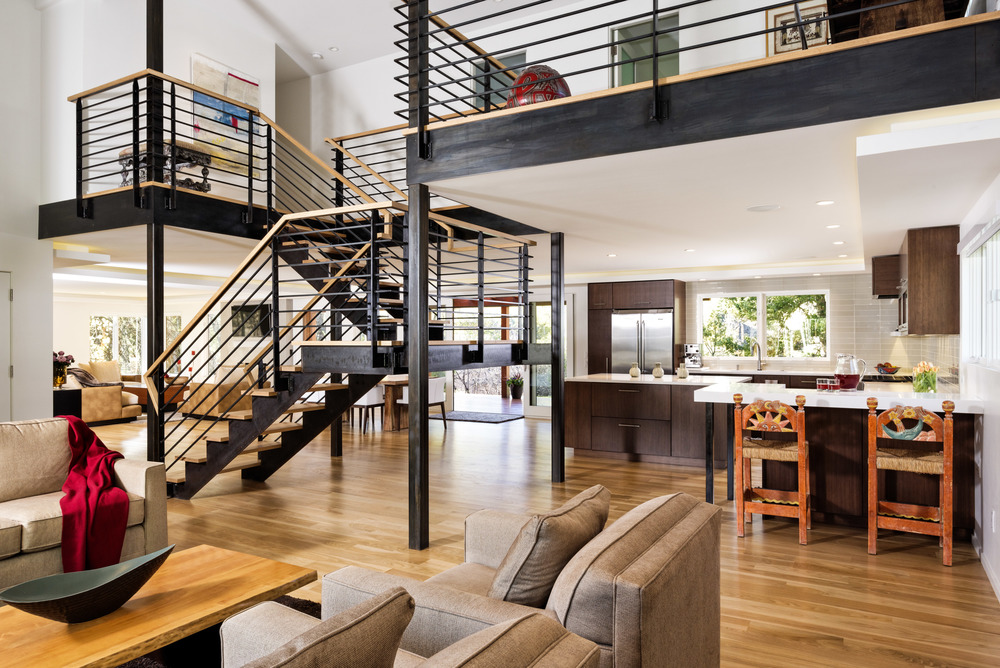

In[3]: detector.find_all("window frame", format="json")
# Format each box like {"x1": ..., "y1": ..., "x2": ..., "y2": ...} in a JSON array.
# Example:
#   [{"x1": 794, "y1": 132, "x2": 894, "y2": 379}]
[
  {"x1": 471, "y1": 50, "x2": 527, "y2": 111},
  {"x1": 697, "y1": 289, "x2": 830, "y2": 362},
  {"x1": 609, "y1": 12, "x2": 681, "y2": 89}
]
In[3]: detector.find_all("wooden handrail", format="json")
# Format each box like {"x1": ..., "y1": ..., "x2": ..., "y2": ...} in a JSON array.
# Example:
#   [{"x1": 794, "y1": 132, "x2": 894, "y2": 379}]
[
  {"x1": 325, "y1": 138, "x2": 407, "y2": 200},
  {"x1": 142, "y1": 201, "x2": 399, "y2": 410},
  {"x1": 393, "y1": 202, "x2": 537, "y2": 247}
]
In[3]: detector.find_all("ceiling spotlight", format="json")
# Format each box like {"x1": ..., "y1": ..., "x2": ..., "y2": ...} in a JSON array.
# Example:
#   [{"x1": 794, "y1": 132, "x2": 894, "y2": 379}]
[
  {"x1": 816, "y1": 200, "x2": 835, "y2": 206},
  {"x1": 825, "y1": 224, "x2": 840, "y2": 229},
  {"x1": 328, "y1": 46, "x2": 340, "y2": 53},
  {"x1": 699, "y1": 278, "x2": 706, "y2": 282},
  {"x1": 607, "y1": 253, "x2": 617, "y2": 258},
  {"x1": 311, "y1": 52, "x2": 324, "y2": 60},
  {"x1": 833, "y1": 241, "x2": 845, "y2": 245},
  {"x1": 813, "y1": 273, "x2": 821, "y2": 276},
  {"x1": 838, "y1": 254, "x2": 848, "y2": 258},
  {"x1": 684, "y1": 248, "x2": 695, "y2": 253},
  {"x1": 753, "y1": 275, "x2": 762, "y2": 279},
  {"x1": 746, "y1": 204, "x2": 780, "y2": 213}
]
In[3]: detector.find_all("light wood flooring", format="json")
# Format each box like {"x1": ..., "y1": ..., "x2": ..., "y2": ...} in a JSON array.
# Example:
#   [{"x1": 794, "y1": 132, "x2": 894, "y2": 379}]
[{"x1": 95, "y1": 417, "x2": 1000, "y2": 667}]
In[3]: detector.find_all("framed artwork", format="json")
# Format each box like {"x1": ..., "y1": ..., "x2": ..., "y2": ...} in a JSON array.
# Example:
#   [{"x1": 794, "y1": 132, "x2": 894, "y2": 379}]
[
  {"x1": 766, "y1": 1, "x2": 830, "y2": 56},
  {"x1": 191, "y1": 54, "x2": 262, "y2": 176}
]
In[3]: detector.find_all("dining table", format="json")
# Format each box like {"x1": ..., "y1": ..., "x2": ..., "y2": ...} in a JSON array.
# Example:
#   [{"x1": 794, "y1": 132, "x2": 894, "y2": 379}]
[{"x1": 379, "y1": 374, "x2": 410, "y2": 431}]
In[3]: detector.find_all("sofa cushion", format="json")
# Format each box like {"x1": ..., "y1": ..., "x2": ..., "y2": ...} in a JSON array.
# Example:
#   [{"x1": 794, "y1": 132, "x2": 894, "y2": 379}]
[
  {"x1": 547, "y1": 492, "x2": 708, "y2": 648},
  {"x1": 0, "y1": 491, "x2": 144, "y2": 554},
  {"x1": 0, "y1": 418, "x2": 71, "y2": 502},
  {"x1": 421, "y1": 612, "x2": 600, "y2": 667},
  {"x1": 488, "y1": 485, "x2": 610, "y2": 608},
  {"x1": 426, "y1": 562, "x2": 495, "y2": 597},
  {"x1": 240, "y1": 587, "x2": 414, "y2": 668},
  {"x1": 0, "y1": 518, "x2": 21, "y2": 560},
  {"x1": 86, "y1": 360, "x2": 123, "y2": 384}
]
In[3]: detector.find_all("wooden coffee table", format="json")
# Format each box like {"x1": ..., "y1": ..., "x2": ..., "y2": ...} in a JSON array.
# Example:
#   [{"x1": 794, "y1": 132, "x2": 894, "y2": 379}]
[{"x1": 0, "y1": 544, "x2": 317, "y2": 668}]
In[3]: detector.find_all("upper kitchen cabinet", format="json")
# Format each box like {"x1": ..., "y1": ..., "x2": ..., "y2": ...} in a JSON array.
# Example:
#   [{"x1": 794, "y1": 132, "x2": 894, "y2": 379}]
[
  {"x1": 899, "y1": 225, "x2": 959, "y2": 335},
  {"x1": 871, "y1": 254, "x2": 900, "y2": 298},
  {"x1": 588, "y1": 283, "x2": 612, "y2": 309},
  {"x1": 611, "y1": 280, "x2": 674, "y2": 309}
]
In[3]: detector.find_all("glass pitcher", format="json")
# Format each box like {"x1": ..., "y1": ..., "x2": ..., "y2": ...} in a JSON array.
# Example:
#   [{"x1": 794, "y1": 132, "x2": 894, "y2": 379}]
[{"x1": 834, "y1": 353, "x2": 867, "y2": 390}]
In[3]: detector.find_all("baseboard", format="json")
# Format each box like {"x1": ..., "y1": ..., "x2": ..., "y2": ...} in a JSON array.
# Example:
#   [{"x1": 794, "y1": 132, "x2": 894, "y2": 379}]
[{"x1": 982, "y1": 550, "x2": 1000, "y2": 605}]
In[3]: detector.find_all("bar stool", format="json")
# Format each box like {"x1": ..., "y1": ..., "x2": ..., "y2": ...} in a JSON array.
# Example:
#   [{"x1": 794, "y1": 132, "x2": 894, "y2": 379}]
[
  {"x1": 733, "y1": 394, "x2": 810, "y2": 545},
  {"x1": 867, "y1": 398, "x2": 954, "y2": 566}
]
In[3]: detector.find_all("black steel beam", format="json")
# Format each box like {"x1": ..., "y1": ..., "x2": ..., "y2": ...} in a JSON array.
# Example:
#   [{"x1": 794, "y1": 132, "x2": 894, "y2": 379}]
[
  {"x1": 146, "y1": 0, "x2": 163, "y2": 71},
  {"x1": 550, "y1": 232, "x2": 565, "y2": 483},
  {"x1": 408, "y1": 20, "x2": 998, "y2": 184},
  {"x1": 146, "y1": 218, "x2": 164, "y2": 463},
  {"x1": 431, "y1": 205, "x2": 545, "y2": 237},
  {"x1": 299, "y1": 342, "x2": 525, "y2": 375},
  {"x1": 407, "y1": 184, "x2": 431, "y2": 551}
]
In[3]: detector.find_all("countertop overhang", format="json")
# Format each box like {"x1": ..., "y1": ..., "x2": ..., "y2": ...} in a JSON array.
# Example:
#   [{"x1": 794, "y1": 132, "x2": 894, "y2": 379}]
[
  {"x1": 567, "y1": 373, "x2": 752, "y2": 386},
  {"x1": 693, "y1": 382, "x2": 983, "y2": 414}
]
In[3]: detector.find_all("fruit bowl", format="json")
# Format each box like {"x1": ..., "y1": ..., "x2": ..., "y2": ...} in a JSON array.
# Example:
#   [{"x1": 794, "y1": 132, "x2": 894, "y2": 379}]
[{"x1": 876, "y1": 364, "x2": 899, "y2": 375}]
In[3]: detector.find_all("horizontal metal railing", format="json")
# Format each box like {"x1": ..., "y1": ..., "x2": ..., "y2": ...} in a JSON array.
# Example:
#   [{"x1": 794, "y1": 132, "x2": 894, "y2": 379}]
[{"x1": 394, "y1": 0, "x2": 964, "y2": 124}]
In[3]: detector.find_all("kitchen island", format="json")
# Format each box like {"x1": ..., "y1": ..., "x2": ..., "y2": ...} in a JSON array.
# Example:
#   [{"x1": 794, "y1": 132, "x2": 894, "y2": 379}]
[
  {"x1": 566, "y1": 373, "x2": 750, "y2": 501},
  {"x1": 693, "y1": 382, "x2": 983, "y2": 535}
]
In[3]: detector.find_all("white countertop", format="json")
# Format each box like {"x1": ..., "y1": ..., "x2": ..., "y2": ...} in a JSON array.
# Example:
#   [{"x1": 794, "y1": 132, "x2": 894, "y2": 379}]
[
  {"x1": 567, "y1": 373, "x2": 752, "y2": 386},
  {"x1": 692, "y1": 381, "x2": 983, "y2": 414},
  {"x1": 689, "y1": 367, "x2": 911, "y2": 378}
]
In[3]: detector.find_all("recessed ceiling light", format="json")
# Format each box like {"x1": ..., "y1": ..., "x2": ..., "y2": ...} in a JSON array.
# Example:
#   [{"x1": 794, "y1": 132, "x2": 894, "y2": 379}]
[
  {"x1": 328, "y1": 46, "x2": 340, "y2": 53},
  {"x1": 753, "y1": 275, "x2": 762, "y2": 279},
  {"x1": 311, "y1": 52, "x2": 324, "y2": 60},
  {"x1": 746, "y1": 204, "x2": 780, "y2": 213},
  {"x1": 684, "y1": 248, "x2": 695, "y2": 253},
  {"x1": 816, "y1": 200, "x2": 835, "y2": 206},
  {"x1": 813, "y1": 273, "x2": 821, "y2": 276},
  {"x1": 833, "y1": 241, "x2": 845, "y2": 245},
  {"x1": 699, "y1": 278, "x2": 706, "y2": 282},
  {"x1": 607, "y1": 253, "x2": 617, "y2": 258},
  {"x1": 825, "y1": 224, "x2": 840, "y2": 229},
  {"x1": 838, "y1": 254, "x2": 848, "y2": 258}
]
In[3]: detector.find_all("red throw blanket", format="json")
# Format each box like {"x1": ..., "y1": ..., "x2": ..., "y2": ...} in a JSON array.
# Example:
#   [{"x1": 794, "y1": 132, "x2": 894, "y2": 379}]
[{"x1": 59, "y1": 415, "x2": 129, "y2": 572}]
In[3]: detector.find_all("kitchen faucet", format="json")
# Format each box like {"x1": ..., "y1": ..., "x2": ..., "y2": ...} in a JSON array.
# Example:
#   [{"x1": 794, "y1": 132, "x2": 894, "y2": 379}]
[{"x1": 751, "y1": 340, "x2": 763, "y2": 371}]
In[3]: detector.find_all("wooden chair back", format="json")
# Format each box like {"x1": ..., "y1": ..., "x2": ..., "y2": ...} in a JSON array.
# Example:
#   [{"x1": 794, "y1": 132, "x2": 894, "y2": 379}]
[
  {"x1": 733, "y1": 394, "x2": 806, "y2": 437},
  {"x1": 866, "y1": 398, "x2": 953, "y2": 444}
]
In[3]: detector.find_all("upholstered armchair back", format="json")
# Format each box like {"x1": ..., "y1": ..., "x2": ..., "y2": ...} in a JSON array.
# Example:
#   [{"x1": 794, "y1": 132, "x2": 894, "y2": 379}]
[{"x1": 0, "y1": 419, "x2": 72, "y2": 501}]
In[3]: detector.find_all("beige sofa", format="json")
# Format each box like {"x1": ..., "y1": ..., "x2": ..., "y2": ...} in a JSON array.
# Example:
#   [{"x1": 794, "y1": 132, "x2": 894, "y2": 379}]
[
  {"x1": 69, "y1": 361, "x2": 142, "y2": 424},
  {"x1": 221, "y1": 587, "x2": 600, "y2": 667},
  {"x1": 0, "y1": 418, "x2": 168, "y2": 591},
  {"x1": 323, "y1": 491, "x2": 722, "y2": 668},
  {"x1": 181, "y1": 364, "x2": 266, "y2": 418}
]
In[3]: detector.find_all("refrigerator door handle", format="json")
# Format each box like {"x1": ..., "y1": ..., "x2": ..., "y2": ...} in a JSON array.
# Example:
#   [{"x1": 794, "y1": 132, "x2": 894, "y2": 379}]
[{"x1": 639, "y1": 320, "x2": 645, "y2": 371}]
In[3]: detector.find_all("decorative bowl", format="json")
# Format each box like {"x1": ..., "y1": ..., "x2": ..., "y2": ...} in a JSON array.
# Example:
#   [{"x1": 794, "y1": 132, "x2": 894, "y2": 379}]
[
  {"x1": 877, "y1": 366, "x2": 899, "y2": 375},
  {"x1": 0, "y1": 544, "x2": 174, "y2": 623}
]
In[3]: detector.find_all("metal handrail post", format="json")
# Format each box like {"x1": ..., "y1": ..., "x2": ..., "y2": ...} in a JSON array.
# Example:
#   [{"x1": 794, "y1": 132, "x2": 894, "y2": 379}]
[
  {"x1": 75, "y1": 98, "x2": 85, "y2": 218},
  {"x1": 369, "y1": 209, "x2": 381, "y2": 364},
  {"x1": 477, "y1": 231, "x2": 485, "y2": 357},
  {"x1": 131, "y1": 80, "x2": 141, "y2": 208}
]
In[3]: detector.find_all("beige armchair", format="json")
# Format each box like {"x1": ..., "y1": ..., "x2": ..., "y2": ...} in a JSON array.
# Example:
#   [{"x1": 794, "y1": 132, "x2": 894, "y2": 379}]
[
  {"x1": 220, "y1": 587, "x2": 599, "y2": 667},
  {"x1": 70, "y1": 361, "x2": 142, "y2": 424},
  {"x1": 323, "y1": 491, "x2": 721, "y2": 667},
  {"x1": 180, "y1": 364, "x2": 267, "y2": 418}
]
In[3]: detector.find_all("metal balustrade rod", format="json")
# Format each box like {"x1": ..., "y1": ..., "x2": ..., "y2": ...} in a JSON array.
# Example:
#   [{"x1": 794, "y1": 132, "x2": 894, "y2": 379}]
[
  {"x1": 246, "y1": 114, "x2": 255, "y2": 223},
  {"x1": 369, "y1": 210, "x2": 381, "y2": 361},
  {"x1": 75, "y1": 98, "x2": 85, "y2": 216},
  {"x1": 131, "y1": 80, "x2": 141, "y2": 207},
  {"x1": 520, "y1": 246, "x2": 529, "y2": 344},
  {"x1": 266, "y1": 124, "x2": 274, "y2": 222}
]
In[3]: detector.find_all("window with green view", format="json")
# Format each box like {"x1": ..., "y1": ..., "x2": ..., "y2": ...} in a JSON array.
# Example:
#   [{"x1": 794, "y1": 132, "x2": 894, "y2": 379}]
[
  {"x1": 701, "y1": 293, "x2": 828, "y2": 359},
  {"x1": 612, "y1": 14, "x2": 680, "y2": 87}
]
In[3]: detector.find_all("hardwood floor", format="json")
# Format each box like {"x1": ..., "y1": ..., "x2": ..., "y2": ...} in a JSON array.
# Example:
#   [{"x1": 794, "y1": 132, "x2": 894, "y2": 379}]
[{"x1": 95, "y1": 417, "x2": 1000, "y2": 667}]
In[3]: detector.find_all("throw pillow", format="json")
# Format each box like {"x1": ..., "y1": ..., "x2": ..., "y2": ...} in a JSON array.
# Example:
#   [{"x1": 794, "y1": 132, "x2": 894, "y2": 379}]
[
  {"x1": 488, "y1": 484, "x2": 610, "y2": 607},
  {"x1": 243, "y1": 587, "x2": 414, "y2": 668}
]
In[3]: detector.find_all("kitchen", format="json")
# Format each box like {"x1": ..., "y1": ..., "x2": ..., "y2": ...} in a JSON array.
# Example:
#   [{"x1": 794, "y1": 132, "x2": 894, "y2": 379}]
[{"x1": 565, "y1": 223, "x2": 980, "y2": 543}]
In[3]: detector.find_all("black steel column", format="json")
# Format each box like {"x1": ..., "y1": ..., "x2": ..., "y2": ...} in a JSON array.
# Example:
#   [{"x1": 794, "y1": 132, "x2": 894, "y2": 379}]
[
  {"x1": 145, "y1": 0, "x2": 165, "y2": 464},
  {"x1": 551, "y1": 232, "x2": 565, "y2": 483},
  {"x1": 705, "y1": 403, "x2": 714, "y2": 503},
  {"x1": 146, "y1": 220, "x2": 164, "y2": 462},
  {"x1": 406, "y1": 0, "x2": 431, "y2": 550}
]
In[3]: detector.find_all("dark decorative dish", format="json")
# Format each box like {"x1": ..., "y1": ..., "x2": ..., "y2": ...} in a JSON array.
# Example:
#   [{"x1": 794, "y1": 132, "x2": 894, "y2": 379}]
[{"x1": 0, "y1": 544, "x2": 174, "y2": 623}]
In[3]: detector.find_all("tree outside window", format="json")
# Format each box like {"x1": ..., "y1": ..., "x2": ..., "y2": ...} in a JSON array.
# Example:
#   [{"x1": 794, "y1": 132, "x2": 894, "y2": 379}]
[
  {"x1": 89, "y1": 315, "x2": 144, "y2": 374},
  {"x1": 701, "y1": 293, "x2": 828, "y2": 359}
]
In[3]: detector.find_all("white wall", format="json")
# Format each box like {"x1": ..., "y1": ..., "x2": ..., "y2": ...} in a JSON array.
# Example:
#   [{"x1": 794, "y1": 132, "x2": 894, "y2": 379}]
[
  {"x1": 277, "y1": 76, "x2": 312, "y2": 145},
  {"x1": 960, "y1": 170, "x2": 1000, "y2": 601},
  {"x1": 311, "y1": 52, "x2": 404, "y2": 147},
  {"x1": 0, "y1": 2, "x2": 51, "y2": 421}
]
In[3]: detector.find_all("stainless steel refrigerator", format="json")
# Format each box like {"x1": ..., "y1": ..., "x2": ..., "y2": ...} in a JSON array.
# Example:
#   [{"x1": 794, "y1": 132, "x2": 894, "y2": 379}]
[{"x1": 611, "y1": 309, "x2": 674, "y2": 374}]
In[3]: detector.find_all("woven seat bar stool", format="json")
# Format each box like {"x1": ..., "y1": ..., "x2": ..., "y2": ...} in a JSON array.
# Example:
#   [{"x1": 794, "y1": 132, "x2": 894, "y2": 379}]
[
  {"x1": 867, "y1": 398, "x2": 954, "y2": 566},
  {"x1": 734, "y1": 393, "x2": 810, "y2": 545}
]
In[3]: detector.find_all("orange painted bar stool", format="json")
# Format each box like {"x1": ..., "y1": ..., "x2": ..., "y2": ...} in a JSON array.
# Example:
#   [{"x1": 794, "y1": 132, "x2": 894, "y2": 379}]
[
  {"x1": 867, "y1": 398, "x2": 954, "y2": 566},
  {"x1": 733, "y1": 394, "x2": 810, "y2": 545}
]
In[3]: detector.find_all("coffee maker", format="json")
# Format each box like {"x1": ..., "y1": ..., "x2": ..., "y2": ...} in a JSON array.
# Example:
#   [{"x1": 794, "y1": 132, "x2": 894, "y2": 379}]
[{"x1": 683, "y1": 343, "x2": 703, "y2": 369}]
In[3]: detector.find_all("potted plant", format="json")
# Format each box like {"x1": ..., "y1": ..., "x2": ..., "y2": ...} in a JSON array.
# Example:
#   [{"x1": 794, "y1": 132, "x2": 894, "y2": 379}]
[{"x1": 507, "y1": 371, "x2": 524, "y2": 400}]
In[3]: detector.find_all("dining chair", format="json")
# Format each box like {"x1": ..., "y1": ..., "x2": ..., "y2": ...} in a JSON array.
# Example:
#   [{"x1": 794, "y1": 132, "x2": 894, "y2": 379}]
[
  {"x1": 353, "y1": 384, "x2": 384, "y2": 435},
  {"x1": 399, "y1": 376, "x2": 447, "y2": 429}
]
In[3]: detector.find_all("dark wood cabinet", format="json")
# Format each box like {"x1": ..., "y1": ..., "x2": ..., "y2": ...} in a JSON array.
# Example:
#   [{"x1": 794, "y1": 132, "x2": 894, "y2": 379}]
[
  {"x1": 588, "y1": 283, "x2": 612, "y2": 309},
  {"x1": 611, "y1": 281, "x2": 673, "y2": 309},
  {"x1": 592, "y1": 417, "x2": 670, "y2": 456},
  {"x1": 587, "y1": 309, "x2": 612, "y2": 374},
  {"x1": 785, "y1": 375, "x2": 820, "y2": 390},
  {"x1": 871, "y1": 254, "x2": 900, "y2": 298},
  {"x1": 899, "y1": 225, "x2": 959, "y2": 335},
  {"x1": 565, "y1": 382, "x2": 591, "y2": 450},
  {"x1": 591, "y1": 383, "x2": 669, "y2": 420}
]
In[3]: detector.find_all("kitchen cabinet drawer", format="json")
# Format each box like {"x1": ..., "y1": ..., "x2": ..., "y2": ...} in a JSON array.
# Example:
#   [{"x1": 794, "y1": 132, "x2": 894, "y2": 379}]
[
  {"x1": 565, "y1": 383, "x2": 591, "y2": 450},
  {"x1": 612, "y1": 281, "x2": 673, "y2": 309},
  {"x1": 785, "y1": 375, "x2": 820, "y2": 390},
  {"x1": 592, "y1": 417, "x2": 671, "y2": 456},
  {"x1": 588, "y1": 283, "x2": 613, "y2": 309},
  {"x1": 591, "y1": 383, "x2": 670, "y2": 420},
  {"x1": 871, "y1": 255, "x2": 900, "y2": 298}
]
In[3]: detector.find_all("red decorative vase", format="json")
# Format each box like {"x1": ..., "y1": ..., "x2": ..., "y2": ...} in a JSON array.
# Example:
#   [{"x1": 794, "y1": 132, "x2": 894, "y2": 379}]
[{"x1": 504, "y1": 66, "x2": 571, "y2": 109}]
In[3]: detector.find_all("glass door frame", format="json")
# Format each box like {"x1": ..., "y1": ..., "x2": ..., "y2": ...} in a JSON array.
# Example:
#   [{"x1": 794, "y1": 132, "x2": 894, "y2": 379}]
[{"x1": 523, "y1": 292, "x2": 574, "y2": 419}]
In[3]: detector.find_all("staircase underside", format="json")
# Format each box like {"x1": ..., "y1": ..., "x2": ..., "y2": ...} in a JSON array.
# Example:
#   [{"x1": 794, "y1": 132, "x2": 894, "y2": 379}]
[{"x1": 298, "y1": 341, "x2": 529, "y2": 374}]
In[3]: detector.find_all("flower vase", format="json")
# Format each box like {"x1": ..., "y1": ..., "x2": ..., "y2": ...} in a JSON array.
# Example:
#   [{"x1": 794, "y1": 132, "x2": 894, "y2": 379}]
[
  {"x1": 651, "y1": 363, "x2": 664, "y2": 378},
  {"x1": 913, "y1": 370, "x2": 937, "y2": 393},
  {"x1": 510, "y1": 383, "x2": 524, "y2": 400},
  {"x1": 53, "y1": 363, "x2": 68, "y2": 389},
  {"x1": 629, "y1": 363, "x2": 640, "y2": 378}
]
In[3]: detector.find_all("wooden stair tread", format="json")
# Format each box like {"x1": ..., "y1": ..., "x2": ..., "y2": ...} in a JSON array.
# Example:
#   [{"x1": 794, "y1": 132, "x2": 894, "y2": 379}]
[
  {"x1": 166, "y1": 454, "x2": 262, "y2": 484},
  {"x1": 180, "y1": 440, "x2": 282, "y2": 464},
  {"x1": 202, "y1": 421, "x2": 303, "y2": 443},
  {"x1": 281, "y1": 365, "x2": 302, "y2": 372},
  {"x1": 285, "y1": 402, "x2": 326, "y2": 414},
  {"x1": 311, "y1": 382, "x2": 348, "y2": 391},
  {"x1": 286, "y1": 224, "x2": 346, "y2": 238},
  {"x1": 251, "y1": 388, "x2": 278, "y2": 397},
  {"x1": 379, "y1": 298, "x2": 404, "y2": 306}
]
